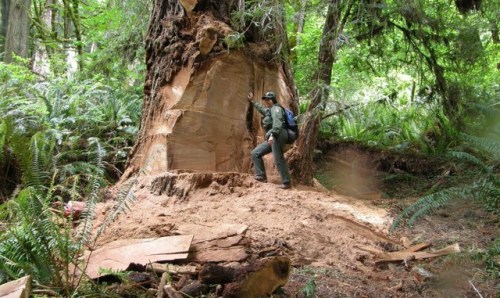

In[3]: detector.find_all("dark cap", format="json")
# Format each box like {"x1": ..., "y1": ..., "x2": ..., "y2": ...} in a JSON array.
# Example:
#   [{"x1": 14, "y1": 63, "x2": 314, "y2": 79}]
[{"x1": 262, "y1": 91, "x2": 276, "y2": 100}]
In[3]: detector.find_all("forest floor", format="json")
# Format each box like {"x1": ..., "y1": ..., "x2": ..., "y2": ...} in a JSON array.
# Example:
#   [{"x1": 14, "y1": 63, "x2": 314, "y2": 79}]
[{"x1": 93, "y1": 144, "x2": 498, "y2": 297}]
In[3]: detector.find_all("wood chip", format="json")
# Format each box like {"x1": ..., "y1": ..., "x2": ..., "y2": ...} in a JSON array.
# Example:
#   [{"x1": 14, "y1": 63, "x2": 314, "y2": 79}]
[{"x1": 0, "y1": 276, "x2": 31, "y2": 298}]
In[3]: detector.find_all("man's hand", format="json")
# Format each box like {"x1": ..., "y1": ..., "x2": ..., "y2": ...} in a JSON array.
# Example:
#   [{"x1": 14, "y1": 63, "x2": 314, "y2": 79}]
[
  {"x1": 267, "y1": 135, "x2": 274, "y2": 146},
  {"x1": 247, "y1": 92, "x2": 253, "y2": 102}
]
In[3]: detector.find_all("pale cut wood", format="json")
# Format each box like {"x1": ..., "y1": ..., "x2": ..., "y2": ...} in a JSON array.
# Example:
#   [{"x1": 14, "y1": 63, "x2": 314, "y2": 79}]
[
  {"x1": 0, "y1": 276, "x2": 31, "y2": 298},
  {"x1": 156, "y1": 272, "x2": 168, "y2": 298},
  {"x1": 85, "y1": 235, "x2": 193, "y2": 279},
  {"x1": 192, "y1": 234, "x2": 244, "y2": 250},
  {"x1": 375, "y1": 243, "x2": 460, "y2": 264},
  {"x1": 146, "y1": 263, "x2": 199, "y2": 275},
  {"x1": 191, "y1": 247, "x2": 248, "y2": 263}
]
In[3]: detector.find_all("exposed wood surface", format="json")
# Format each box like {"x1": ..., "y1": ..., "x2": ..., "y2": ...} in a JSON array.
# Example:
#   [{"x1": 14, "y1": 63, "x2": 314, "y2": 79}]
[
  {"x1": 156, "y1": 272, "x2": 168, "y2": 298},
  {"x1": 146, "y1": 263, "x2": 199, "y2": 275},
  {"x1": 375, "y1": 243, "x2": 460, "y2": 264},
  {"x1": 190, "y1": 247, "x2": 248, "y2": 263},
  {"x1": 0, "y1": 276, "x2": 31, "y2": 298},
  {"x1": 85, "y1": 235, "x2": 193, "y2": 278}
]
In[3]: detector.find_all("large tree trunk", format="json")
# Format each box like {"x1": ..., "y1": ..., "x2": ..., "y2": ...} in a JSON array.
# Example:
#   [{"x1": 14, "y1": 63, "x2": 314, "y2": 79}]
[
  {"x1": 121, "y1": 0, "x2": 297, "y2": 181},
  {"x1": 4, "y1": 0, "x2": 31, "y2": 63}
]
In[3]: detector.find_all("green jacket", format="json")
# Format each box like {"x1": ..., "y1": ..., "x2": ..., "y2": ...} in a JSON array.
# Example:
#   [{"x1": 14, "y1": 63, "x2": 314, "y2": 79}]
[{"x1": 251, "y1": 101, "x2": 285, "y2": 140}]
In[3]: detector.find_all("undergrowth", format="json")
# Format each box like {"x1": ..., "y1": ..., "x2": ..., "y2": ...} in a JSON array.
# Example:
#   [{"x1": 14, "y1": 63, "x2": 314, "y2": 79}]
[{"x1": 0, "y1": 61, "x2": 141, "y2": 295}]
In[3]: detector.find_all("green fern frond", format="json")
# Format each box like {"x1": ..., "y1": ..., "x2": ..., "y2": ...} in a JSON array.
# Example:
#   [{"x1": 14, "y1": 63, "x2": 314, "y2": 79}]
[
  {"x1": 461, "y1": 133, "x2": 500, "y2": 159},
  {"x1": 447, "y1": 151, "x2": 492, "y2": 173},
  {"x1": 93, "y1": 177, "x2": 137, "y2": 243},
  {"x1": 391, "y1": 187, "x2": 467, "y2": 231}
]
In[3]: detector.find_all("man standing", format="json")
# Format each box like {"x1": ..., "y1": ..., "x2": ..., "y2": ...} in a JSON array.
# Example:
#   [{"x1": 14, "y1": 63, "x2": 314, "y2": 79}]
[{"x1": 247, "y1": 91, "x2": 291, "y2": 189}]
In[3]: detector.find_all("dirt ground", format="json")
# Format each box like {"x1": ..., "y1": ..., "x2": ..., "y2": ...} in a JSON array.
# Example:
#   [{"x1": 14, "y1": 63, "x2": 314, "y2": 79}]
[{"x1": 93, "y1": 148, "x2": 498, "y2": 297}]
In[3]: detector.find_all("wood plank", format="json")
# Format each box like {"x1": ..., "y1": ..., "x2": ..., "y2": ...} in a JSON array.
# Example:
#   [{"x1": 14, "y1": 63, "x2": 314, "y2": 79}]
[
  {"x1": 192, "y1": 235, "x2": 244, "y2": 250},
  {"x1": 85, "y1": 235, "x2": 193, "y2": 279},
  {"x1": 191, "y1": 247, "x2": 248, "y2": 263},
  {"x1": 375, "y1": 243, "x2": 460, "y2": 264},
  {"x1": 0, "y1": 276, "x2": 31, "y2": 298}
]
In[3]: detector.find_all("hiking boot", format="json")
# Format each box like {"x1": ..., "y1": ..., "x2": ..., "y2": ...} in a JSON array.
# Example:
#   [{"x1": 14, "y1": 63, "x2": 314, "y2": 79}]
[
  {"x1": 279, "y1": 182, "x2": 291, "y2": 189},
  {"x1": 254, "y1": 175, "x2": 267, "y2": 183}
]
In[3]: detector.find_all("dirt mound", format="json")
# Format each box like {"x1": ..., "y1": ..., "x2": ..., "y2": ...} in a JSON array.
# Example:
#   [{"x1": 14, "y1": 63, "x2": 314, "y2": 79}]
[{"x1": 93, "y1": 172, "x2": 415, "y2": 295}]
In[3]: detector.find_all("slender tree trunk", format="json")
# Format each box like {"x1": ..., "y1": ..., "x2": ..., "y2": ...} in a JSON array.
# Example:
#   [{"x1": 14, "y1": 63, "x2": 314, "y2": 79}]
[
  {"x1": 32, "y1": 0, "x2": 53, "y2": 76},
  {"x1": 61, "y1": 0, "x2": 82, "y2": 71},
  {"x1": 288, "y1": 0, "x2": 354, "y2": 185},
  {"x1": 1, "y1": 0, "x2": 10, "y2": 52},
  {"x1": 288, "y1": 0, "x2": 307, "y2": 64},
  {"x1": 4, "y1": 0, "x2": 31, "y2": 63}
]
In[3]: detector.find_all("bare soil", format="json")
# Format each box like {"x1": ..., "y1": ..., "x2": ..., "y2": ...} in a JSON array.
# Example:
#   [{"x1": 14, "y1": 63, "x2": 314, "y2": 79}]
[{"x1": 93, "y1": 147, "x2": 499, "y2": 297}]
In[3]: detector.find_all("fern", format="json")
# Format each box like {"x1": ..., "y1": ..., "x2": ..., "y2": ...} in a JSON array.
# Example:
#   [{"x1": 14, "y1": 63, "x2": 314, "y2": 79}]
[{"x1": 391, "y1": 147, "x2": 499, "y2": 231}]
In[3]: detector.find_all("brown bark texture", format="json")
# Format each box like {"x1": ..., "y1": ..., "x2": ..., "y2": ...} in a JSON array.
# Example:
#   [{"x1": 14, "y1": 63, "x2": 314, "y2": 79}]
[
  {"x1": 287, "y1": 0, "x2": 343, "y2": 185},
  {"x1": 1, "y1": 0, "x2": 10, "y2": 51},
  {"x1": 4, "y1": 0, "x2": 31, "y2": 63},
  {"x1": 122, "y1": 0, "x2": 298, "y2": 181}
]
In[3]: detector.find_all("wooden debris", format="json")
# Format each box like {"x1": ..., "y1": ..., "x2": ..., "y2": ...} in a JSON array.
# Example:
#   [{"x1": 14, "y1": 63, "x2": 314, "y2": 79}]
[
  {"x1": 375, "y1": 243, "x2": 460, "y2": 265},
  {"x1": 85, "y1": 235, "x2": 193, "y2": 279},
  {"x1": 156, "y1": 272, "x2": 168, "y2": 298},
  {"x1": 199, "y1": 263, "x2": 239, "y2": 284},
  {"x1": 0, "y1": 276, "x2": 31, "y2": 298},
  {"x1": 164, "y1": 285, "x2": 183, "y2": 298},
  {"x1": 146, "y1": 263, "x2": 198, "y2": 276},
  {"x1": 190, "y1": 247, "x2": 248, "y2": 263}
]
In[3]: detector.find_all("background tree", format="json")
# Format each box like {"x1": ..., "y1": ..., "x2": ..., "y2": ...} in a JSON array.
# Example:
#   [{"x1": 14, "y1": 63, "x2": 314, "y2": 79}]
[
  {"x1": 4, "y1": 0, "x2": 30, "y2": 63},
  {"x1": 289, "y1": 0, "x2": 355, "y2": 184},
  {"x1": 0, "y1": 0, "x2": 9, "y2": 52}
]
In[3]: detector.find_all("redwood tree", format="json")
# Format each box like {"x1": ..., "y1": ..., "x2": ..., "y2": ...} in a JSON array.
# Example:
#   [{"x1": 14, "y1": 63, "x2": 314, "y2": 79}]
[{"x1": 122, "y1": 0, "x2": 299, "y2": 180}]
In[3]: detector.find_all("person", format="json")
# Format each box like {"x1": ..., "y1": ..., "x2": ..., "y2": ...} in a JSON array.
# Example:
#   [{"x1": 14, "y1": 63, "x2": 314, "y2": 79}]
[{"x1": 247, "y1": 91, "x2": 291, "y2": 189}]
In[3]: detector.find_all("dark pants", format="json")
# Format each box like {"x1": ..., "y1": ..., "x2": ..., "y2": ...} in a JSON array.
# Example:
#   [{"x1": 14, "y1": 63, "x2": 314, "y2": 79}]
[{"x1": 251, "y1": 129, "x2": 290, "y2": 184}]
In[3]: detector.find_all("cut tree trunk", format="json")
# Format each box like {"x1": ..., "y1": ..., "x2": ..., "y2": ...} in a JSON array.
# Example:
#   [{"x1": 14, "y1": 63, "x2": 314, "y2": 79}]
[{"x1": 121, "y1": 0, "x2": 297, "y2": 181}]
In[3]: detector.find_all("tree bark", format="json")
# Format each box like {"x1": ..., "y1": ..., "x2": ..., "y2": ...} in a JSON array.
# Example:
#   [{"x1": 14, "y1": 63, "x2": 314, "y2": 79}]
[
  {"x1": 288, "y1": 0, "x2": 354, "y2": 185},
  {"x1": 121, "y1": 0, "x2": 298, "y2": 181},
  {"x1": 31, "y1": 0, "x2": 53, "y2": 76},
  {"x1": 1, "y1": 0, "x2": 10, "y2": 52},
  {"x1": 288, "y1": 0, "x2": 307, "y2": 64},
  {"x1": 4, "y1": 0, "x2": 31, "y2": 63}
]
